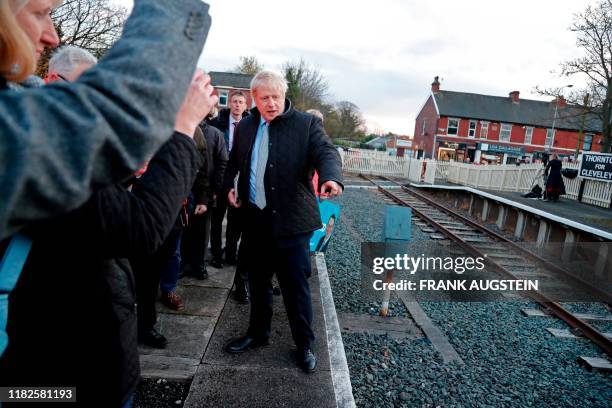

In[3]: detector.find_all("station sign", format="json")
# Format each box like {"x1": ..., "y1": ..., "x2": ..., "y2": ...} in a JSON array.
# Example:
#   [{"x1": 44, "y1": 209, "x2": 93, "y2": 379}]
[{"x1": 579, "y1": 152, "x2": 612, "y2": 182}]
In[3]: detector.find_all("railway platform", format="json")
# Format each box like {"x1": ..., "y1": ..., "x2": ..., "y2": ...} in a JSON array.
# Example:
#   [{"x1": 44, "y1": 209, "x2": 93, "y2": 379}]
[
  {"x1": 137, "y1": 254, "x2": 353, "y2": 407},
  {"x1": 405, "y1": 182, "x2": 612, "y2": 242}
]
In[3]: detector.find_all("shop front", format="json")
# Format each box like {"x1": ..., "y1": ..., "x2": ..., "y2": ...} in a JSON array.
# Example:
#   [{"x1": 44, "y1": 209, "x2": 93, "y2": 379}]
[{"x1": 477, "y1": 143, "x2": 524, "y2": 165}]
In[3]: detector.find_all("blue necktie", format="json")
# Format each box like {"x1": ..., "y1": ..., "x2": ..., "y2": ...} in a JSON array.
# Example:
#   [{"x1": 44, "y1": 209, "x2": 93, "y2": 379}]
[{"x1": 254, "y1": 123, "x2": 269, "y2": 209}]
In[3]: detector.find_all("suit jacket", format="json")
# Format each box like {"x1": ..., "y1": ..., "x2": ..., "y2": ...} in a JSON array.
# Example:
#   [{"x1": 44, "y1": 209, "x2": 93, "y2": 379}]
[
  {"x1": 208, "y1": 107, "x2": 250, "y2": 154},
  {"x1": 0, "y1": 0, "x2": 211, "y2": 240},
  {"x1": 224, "y1": 100, "x2": 343, "y2": 237}
]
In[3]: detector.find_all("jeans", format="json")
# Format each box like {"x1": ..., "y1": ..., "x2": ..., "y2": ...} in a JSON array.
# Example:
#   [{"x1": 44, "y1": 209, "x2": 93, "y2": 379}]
[{"x1": 159, "y1": 228, "x2": 183, "y2": 295}]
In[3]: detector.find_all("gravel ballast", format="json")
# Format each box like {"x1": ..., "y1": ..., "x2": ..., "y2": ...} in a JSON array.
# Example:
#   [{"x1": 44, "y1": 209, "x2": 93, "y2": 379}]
[{"x1": 326, "y1": 187, "x2": 612, "y2": 407}]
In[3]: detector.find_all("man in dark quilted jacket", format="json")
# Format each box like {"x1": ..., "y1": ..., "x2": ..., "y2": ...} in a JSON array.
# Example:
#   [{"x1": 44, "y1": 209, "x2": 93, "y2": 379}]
[{"x1": 223, "y1": 70, "x2": 343, "y2": 373}]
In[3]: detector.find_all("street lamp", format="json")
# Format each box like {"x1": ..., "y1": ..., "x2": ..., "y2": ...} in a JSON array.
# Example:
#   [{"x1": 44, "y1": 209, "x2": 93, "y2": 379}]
[{"x1": 548, "y1": 84, "x2": 573, "y2": 153}]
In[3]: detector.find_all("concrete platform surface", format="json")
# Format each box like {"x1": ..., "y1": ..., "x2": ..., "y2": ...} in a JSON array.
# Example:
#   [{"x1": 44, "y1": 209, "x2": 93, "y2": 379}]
[
  {"x1": 184, "y1": 259, "x2": 338, "y2": 408},
  {"x1": 138, "y1": 265, "x2": 234, "y2": 379}
]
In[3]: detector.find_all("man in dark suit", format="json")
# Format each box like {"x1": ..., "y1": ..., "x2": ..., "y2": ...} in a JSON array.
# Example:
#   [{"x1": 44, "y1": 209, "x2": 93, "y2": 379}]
[
  {"x1": 223, "y1": 70, "x2": 343, "y2": 373},
  {"x1": 208, "y1": 92, "x2": 250, "y2": 303},
  {"x1": 208, "y1": 92, "x2": 249, "y2": 270}
]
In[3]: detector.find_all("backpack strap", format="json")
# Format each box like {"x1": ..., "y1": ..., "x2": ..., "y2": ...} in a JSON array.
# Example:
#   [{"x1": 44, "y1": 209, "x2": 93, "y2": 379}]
[{"x1": 0, "y1": 234, "x2": 32, "y2": 356}]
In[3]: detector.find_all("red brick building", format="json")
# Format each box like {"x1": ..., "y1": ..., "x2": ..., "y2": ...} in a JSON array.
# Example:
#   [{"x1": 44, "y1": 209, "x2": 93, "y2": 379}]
[
  {"x1": 413, "y1": 77, "x2": 603, "y2": 164},
  {"x1": 209, "y1": 71, "x2": 253, "y2": 109}
]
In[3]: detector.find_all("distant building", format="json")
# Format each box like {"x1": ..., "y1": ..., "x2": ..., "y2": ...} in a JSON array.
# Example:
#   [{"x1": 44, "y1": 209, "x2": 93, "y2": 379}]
[
  {"x1": 386, "y1": 135, "x2": 413, "y2": 157},
  {"x1": 209, "y1": 71, "x2": 254, "y2": 109},
  {"x1": 413, "y1": 76, "x2": 603, "y2": 164},
  {"x1": 364, "y1": 136, "x2": 390, "y2": 149}
]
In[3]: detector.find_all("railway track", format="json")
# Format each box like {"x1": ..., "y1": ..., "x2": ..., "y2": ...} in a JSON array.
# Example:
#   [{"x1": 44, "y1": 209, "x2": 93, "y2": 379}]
[{"x1": 360, "y1": 174, "x2": 612, "y2": 363}]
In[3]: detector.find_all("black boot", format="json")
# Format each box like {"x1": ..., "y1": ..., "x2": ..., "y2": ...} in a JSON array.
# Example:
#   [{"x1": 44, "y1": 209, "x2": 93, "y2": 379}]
[
  {"x1": 138, "y1": 328, "x2": 168, "y2": 349},
  {"x1": 233, "y1": 280, "x2": 249, "y2": 304}
]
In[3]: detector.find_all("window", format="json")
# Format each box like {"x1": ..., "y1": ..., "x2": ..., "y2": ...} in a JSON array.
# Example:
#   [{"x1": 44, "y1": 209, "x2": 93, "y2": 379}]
[
  {"x1": 421, "y1": 119, "x2": 427, "y2": 136},
  {"x1": 218, "y1": 90, "x2": 229, "y2": 107},
  {"x1": 447, "y1": 118, "x2": 459, "y2": 135},
  {"x1": 545, "y1": 129, "x2": 555, "y2": 147},
  {"x1": 524, "y1": 127, "x2": 533, "y2": 144},
  {"x1": 584, "y1": 134, "x2": 593, "y2": 151},
  {"x1": 500, "y1": 123, "x2": 512, "y2": 142},
  {"x1": 480, "y1": 121, "x2": 489, "y2": 139},
  {"x1": 468, "y1": 120, "x2": 477, "y2": 138}
]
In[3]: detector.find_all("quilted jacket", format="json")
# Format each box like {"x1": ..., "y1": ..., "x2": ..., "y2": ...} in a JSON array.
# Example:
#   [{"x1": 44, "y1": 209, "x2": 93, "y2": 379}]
[{"x1": 224, "y1": 100, "x2": 343, "y2": 237}]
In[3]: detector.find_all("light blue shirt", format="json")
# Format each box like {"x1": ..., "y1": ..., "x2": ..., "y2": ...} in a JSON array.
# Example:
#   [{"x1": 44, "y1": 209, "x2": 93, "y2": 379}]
[{"x1": 249, "y1": 118, "x2": 268, "y2": 204}]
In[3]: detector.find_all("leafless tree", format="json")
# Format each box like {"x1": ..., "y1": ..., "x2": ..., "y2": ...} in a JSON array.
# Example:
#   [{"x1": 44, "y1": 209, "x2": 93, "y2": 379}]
[
  {"x1": 234, "y1": 55, "x2": 264, "y2": 75},
  {"x1": 36, "y1": 0, "x2": 127, "y2": 76},
  {"x1": 539, "y1": 0, "x2": 612, "y2": 152},
  {"x1": 283, "y1": 59, "x2": 329, "y2": 112},
  {"x1": 325, "y1": 101, "x2": 366, "y2": 140}
]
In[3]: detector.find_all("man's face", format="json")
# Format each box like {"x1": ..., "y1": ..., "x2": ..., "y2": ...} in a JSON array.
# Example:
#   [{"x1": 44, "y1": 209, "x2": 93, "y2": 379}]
[
  {"x1": 15, "y1": 0, "x2": 60, "y2": 63},
  {"x1": 253, "y1": 86, "x2": 285, "y2": 123},
  {"x1": 48, "y1": 62, "x2": 93, "y2": 83},
  {"x1": 229, "y1": 95, "x2": 247, "y2": 118}
]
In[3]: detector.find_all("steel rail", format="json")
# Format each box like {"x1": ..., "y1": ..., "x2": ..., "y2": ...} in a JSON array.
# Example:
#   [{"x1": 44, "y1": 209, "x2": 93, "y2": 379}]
[
  {"x1": 361, "y1": 174, "x2": 612, "y2": 357},
  {"x1": 382, "y1": 176, "x2": 612, "y2": 306}
]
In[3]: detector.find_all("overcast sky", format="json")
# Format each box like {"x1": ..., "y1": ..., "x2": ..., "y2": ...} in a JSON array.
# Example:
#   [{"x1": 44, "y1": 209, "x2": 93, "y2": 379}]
[{"x1": 115, "y1": 0, "x2": 592, "y2": 135}]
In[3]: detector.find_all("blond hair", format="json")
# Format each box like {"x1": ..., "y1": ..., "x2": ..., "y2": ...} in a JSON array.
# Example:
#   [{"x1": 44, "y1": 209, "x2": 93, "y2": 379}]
[
  {"x1": 0, "y1": 0, "x2": 62, "y2": 82},
  {"x1": 250, "y1": 70, "x2": 288, "y2": 95}
]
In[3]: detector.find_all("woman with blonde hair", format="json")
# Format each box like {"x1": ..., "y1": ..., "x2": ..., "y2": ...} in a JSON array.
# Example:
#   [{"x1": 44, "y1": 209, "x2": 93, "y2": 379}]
[
  {"x1": 0, "y1": 0, "x2": 60, "y2": 84},
  {"x1": 0, "y1": 0, "x2": 213, "y2": 240}
]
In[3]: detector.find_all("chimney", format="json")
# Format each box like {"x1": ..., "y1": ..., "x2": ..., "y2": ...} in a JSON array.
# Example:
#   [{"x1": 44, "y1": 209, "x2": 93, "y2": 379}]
[
  {"x1": 509, "y1": 91, "x2": 520, "y2": 104},
  {"x1": 431, "y1": 76, "x2": 440, "y2": 93},
  {"x1": 554, "y1": 95, "x2": 567, "y2": 109}
]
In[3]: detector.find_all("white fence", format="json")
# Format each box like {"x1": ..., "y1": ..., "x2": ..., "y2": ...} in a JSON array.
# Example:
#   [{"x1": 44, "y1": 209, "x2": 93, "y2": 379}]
[
  {"x1": 340, "y1": 149, "x2": 435, "y2": 183},
  {"x1": 339, "y1": 148, "x2": 612, "y2": 208}
]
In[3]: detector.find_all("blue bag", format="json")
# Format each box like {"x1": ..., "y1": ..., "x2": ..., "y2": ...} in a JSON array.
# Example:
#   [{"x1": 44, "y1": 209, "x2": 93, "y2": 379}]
[{"x1": 0, "y1": 234, "x2": 32, "y2": 356}]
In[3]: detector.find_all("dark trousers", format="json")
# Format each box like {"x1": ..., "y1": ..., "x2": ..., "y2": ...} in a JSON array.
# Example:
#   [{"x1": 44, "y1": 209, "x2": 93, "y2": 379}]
[
  {"x1": 159, "y1": 229, "x2": 182, "y2": 294},
  {"x1": 242, "y1": 205, "x2": 314, "y2": 349},
  {"x1": 182, "y1": 210, "x2": 211, "y2": 273},
  {"x1": 210, "y1": 197, "x2": 242, "y2": 261},
  {"x1": 134, "y1": 227, "x2": 182, "y2": 332}
]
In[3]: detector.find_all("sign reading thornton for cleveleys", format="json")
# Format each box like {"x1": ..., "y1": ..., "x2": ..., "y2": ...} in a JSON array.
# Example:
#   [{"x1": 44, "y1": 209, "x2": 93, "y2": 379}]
[{"x1": 579, "y1": 152, "x2": 612, "y2": 182}]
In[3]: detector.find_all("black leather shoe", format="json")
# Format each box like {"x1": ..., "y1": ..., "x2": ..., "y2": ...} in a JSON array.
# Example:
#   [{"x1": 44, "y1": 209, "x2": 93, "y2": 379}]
[
  {"x1": 210, "y1": 258, "x2": 223, "y2": 269},
  {"x1": 225, "y1": 335, "x2": 269, "y2": 353},
  {"x1": 138, "y1": 328, "x2": 168, "y2": 349},
  {"x1": 298, "y1": 348, "x2": 317, "y2": 373},
  {"x1": 233, "y1": 282, "x2": 249, "y2": 304}
]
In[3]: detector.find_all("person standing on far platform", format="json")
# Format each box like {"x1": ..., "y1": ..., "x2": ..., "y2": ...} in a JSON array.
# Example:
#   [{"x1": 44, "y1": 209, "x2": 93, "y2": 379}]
[
  {"x1": 544, "y1": 153, "x2": 565, "y2": 202},
  {"x1": 223, "y1": 70, "x2": 343, "y2": 373}
]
